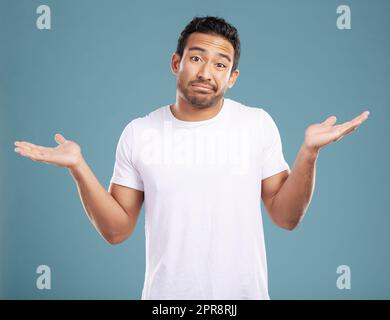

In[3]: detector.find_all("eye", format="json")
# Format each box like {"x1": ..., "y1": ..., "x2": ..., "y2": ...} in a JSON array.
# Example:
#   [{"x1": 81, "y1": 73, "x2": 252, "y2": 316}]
[
  {"x1": 190, "y1": 56, "x2": 201, "y2": 62},
  {"x1": 216, "y1": 63, "x2": 226, "y2": 69}
]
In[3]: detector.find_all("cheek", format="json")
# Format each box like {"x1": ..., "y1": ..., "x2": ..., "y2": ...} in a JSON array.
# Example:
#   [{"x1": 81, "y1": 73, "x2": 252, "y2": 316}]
[
  {"x1": 184, "y1": 63, "x2": 199, "y2": 77},
  {"x1": 216, "y1": 73, "x2": 231, "y2": 89},
  {"x1": 178, "y1": 63, "x2": 195, "y2": 79}
]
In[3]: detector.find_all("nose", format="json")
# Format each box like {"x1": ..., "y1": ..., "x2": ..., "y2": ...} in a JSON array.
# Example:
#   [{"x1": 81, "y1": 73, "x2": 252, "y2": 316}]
[{"x1": 196, "y1": 61, "x2": 213, "y2": 81}]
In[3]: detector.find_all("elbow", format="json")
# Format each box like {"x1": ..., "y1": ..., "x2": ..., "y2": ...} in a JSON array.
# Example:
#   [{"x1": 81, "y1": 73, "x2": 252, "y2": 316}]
[
  {"x1": 103, "y1": 232, "x2": 129, "y2": 245},
  {"x1": 271, "y1": 218, "x2": 299, "y2": 231},
  {"x1": 282, "y1": 221, "x2": 299, "y2": 231},
  {"x1": 271, "y1": 206, "x2": 307, "y2": 231},
  {"x1": 275, "y1": 215, "x2": 302, "y2": 231},
  {"x1": 281, "y1": 213, "x2": 306, "y2": 231},
  {"x1": 105, "y1": 237, "x2": 122, "y2": 245},
  {"x1": 97, "y1": 224, "x2": 134, "y2": 245}
]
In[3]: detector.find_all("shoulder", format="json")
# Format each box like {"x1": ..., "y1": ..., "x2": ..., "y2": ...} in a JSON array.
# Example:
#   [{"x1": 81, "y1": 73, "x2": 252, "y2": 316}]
[
  {"x1": 120, "y1": 103, "x2": 168, "y2": 135},
  {"x1": 132, "y1": 104, "x2": 167, "y2": 126},
  {"x1": 227, "y1": 98, "x2": 274, "y2": 125},
  {"x1": 227, "y1": 99, "x2": 283, "y2": 145}
]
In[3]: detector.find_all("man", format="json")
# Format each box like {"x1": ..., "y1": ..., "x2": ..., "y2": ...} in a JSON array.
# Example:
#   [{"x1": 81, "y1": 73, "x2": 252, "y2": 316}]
[{"x1": 14, "y1": 16, "x2": 369, "y2": 299}]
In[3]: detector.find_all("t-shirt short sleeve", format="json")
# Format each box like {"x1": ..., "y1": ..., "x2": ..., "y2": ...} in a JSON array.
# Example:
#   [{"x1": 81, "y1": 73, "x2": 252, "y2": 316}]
[
  {"x1": 110, "y1": 121, "x2": 144, "y2": 191},
  {"x1": 260, "y1": 109, "x2": 290, "y2": 180}
]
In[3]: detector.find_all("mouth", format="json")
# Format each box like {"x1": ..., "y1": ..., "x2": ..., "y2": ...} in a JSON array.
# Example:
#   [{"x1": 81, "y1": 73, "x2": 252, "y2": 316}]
[{"x1": 191, "y1": 83, "x2": 214, "y2": 93}]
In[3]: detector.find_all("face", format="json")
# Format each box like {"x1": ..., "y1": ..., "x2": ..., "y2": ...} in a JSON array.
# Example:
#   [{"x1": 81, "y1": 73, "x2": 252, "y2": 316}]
[{"x1": 171, "y1": 32, "x2": 239, "y2": 108}]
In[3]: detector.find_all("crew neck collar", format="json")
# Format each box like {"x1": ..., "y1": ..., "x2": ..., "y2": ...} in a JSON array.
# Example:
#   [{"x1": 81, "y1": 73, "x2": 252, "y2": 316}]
[{"x1": 166, "y1": 98, "x2": 230, "y2": 127}]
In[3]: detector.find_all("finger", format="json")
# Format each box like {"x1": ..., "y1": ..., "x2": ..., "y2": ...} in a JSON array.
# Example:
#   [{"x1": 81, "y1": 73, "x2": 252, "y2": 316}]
[
  {"x1": 14, "y1": 141, "x2": 48, "y2": 152},
  {"x1": 333, "y1": 123, "x2": 357, "y2": 139},
  {"x1": 55, "y1": 133, "x2": 66, "y2": 145},
  {"x1": 340, "y1": 122, "x2": 362, "y2": 136},
  {"x1": 322, "y1": 116, "x2": 337, "y2": 126},
  {"x1": 359, "y1": 110, "x2": 370, "y2": 124},
  {"x1": 339, "y1": 111, "x2": 370, "y2": 127},
  {"x1": 350, "y1": 111, "x2": 370, "y2": 126},
  {"x1": 335, "y1": 111, "x2": 370, "y2": 131},
  {"x1": 335, "y1": 113, "x2": 368, "y2": 138},
  {"x1": 14, "y1": 146, "x2": 51, "y2": 163}
]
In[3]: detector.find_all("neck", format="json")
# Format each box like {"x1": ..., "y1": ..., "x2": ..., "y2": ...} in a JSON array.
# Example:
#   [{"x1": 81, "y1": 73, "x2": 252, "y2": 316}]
[{"x1": 170, "y1": 94, "x2": 224, "y2": 121}]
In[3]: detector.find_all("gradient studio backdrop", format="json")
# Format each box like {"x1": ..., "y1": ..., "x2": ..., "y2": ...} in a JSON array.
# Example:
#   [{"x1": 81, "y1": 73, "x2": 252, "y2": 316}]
[{"x1": 1, "y1": 0, "x2": 389, "y2": 299}]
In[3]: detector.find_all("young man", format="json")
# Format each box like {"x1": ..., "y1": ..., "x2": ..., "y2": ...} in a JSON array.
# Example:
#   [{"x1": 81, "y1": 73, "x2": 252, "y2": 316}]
[{"x1": 14, "y1": 16, "x2": 369, "y2": 299}]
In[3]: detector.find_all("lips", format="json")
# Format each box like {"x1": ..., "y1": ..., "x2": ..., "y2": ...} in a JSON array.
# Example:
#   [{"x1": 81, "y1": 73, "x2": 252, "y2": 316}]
[{"x1": 191, "y1": 83, "x2": 214, "y2": 91}]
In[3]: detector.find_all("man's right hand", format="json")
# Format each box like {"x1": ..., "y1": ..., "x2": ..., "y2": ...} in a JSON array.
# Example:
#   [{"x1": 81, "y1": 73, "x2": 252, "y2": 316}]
[
  {"x1": 14, "y1": 132, "x2": 144, "y2": 244},
  {"x1": 14, "y1": 133, "x2": 83, "y2": 170}
]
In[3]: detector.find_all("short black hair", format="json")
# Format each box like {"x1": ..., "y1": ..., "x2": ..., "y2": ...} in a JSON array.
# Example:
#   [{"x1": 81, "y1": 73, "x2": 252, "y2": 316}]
[{"x1": 176, "y1": 16, "x2": 241, "y2": 72}]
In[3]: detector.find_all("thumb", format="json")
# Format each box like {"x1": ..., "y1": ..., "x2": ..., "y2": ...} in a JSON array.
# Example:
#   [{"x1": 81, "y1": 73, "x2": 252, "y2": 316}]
[
  {"x1": 322, "y1": 115, "x2": 337, "y2": 126},
  {"x1": 54, "y1": 133, "x2": 66, "y2": 145}
]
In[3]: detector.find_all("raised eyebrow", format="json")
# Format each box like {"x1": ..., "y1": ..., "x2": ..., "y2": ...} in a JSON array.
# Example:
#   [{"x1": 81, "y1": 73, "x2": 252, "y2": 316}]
[
  {"x1": 217, "y1": 53, "x2": 231, "y2": 63},
  {"x1": 188, "y1": 46, "x2": 232, "y2": 63}
]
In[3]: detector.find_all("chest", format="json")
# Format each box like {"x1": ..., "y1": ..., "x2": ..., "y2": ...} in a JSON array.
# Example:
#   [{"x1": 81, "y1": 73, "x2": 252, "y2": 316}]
[{"x1": 134, "y1": 124, "x2": 262, "y2": 195}]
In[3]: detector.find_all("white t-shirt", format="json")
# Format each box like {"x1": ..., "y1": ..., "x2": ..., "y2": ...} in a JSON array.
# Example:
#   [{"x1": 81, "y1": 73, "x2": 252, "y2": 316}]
[{"x1": 110, "y1": 98, "x2": 290, "y2": 300}]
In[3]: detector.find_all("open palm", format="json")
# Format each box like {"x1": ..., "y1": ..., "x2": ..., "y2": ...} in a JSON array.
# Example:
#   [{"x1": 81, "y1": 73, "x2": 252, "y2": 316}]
[
  {"x1": 14, "y1": 133, "x2": 82, "y2": 168},
  {"x1": 304, "y1": 111, "x2": 370, "y2": 152}
]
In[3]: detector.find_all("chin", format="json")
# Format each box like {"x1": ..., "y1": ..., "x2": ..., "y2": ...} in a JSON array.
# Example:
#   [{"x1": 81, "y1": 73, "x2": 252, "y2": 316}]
[
  {"x1": 185, "y1": 93, "x2": 224, "y2": 109},
  {"x1": 188, "y1": 98, "x2": 215, "y2": 109}
]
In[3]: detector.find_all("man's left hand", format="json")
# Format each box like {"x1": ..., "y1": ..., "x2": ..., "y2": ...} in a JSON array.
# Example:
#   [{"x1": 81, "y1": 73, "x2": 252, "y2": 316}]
[{"x1": 303, "y1": 111, "x2": 370, "y2": 153}]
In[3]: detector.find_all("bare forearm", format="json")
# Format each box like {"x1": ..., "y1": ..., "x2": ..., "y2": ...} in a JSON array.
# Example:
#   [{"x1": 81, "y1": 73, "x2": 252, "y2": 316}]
[
  {"x1": 68, "y1": 156, "x2": 134, "y2": 242},
  {"x1": 271, "y1": 144, "x2": 319, "y2": 229}
]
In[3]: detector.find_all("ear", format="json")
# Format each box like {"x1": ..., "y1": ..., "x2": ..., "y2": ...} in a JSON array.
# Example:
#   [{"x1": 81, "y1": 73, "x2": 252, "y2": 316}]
[
  {"x1": 227, "y1": 69, "x2": 239, "y2": 88},
  {"x1": 170, "y1": 53, "x2": 181, "y2": 75}
]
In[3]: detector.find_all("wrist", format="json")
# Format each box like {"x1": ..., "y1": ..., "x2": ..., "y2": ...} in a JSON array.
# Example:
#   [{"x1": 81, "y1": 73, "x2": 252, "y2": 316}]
[
  {"x1": 68, "y1": 154, "x2": 86, "y2": 174},
  {"x1": 301, "y1": 143, "x2": 320, "y2": 161}
]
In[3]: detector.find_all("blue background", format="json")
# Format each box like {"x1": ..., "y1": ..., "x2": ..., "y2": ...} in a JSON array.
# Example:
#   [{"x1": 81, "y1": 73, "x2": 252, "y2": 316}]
[{"x1": 1, "y1": 0, "x2": 389, "y2": 299}]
